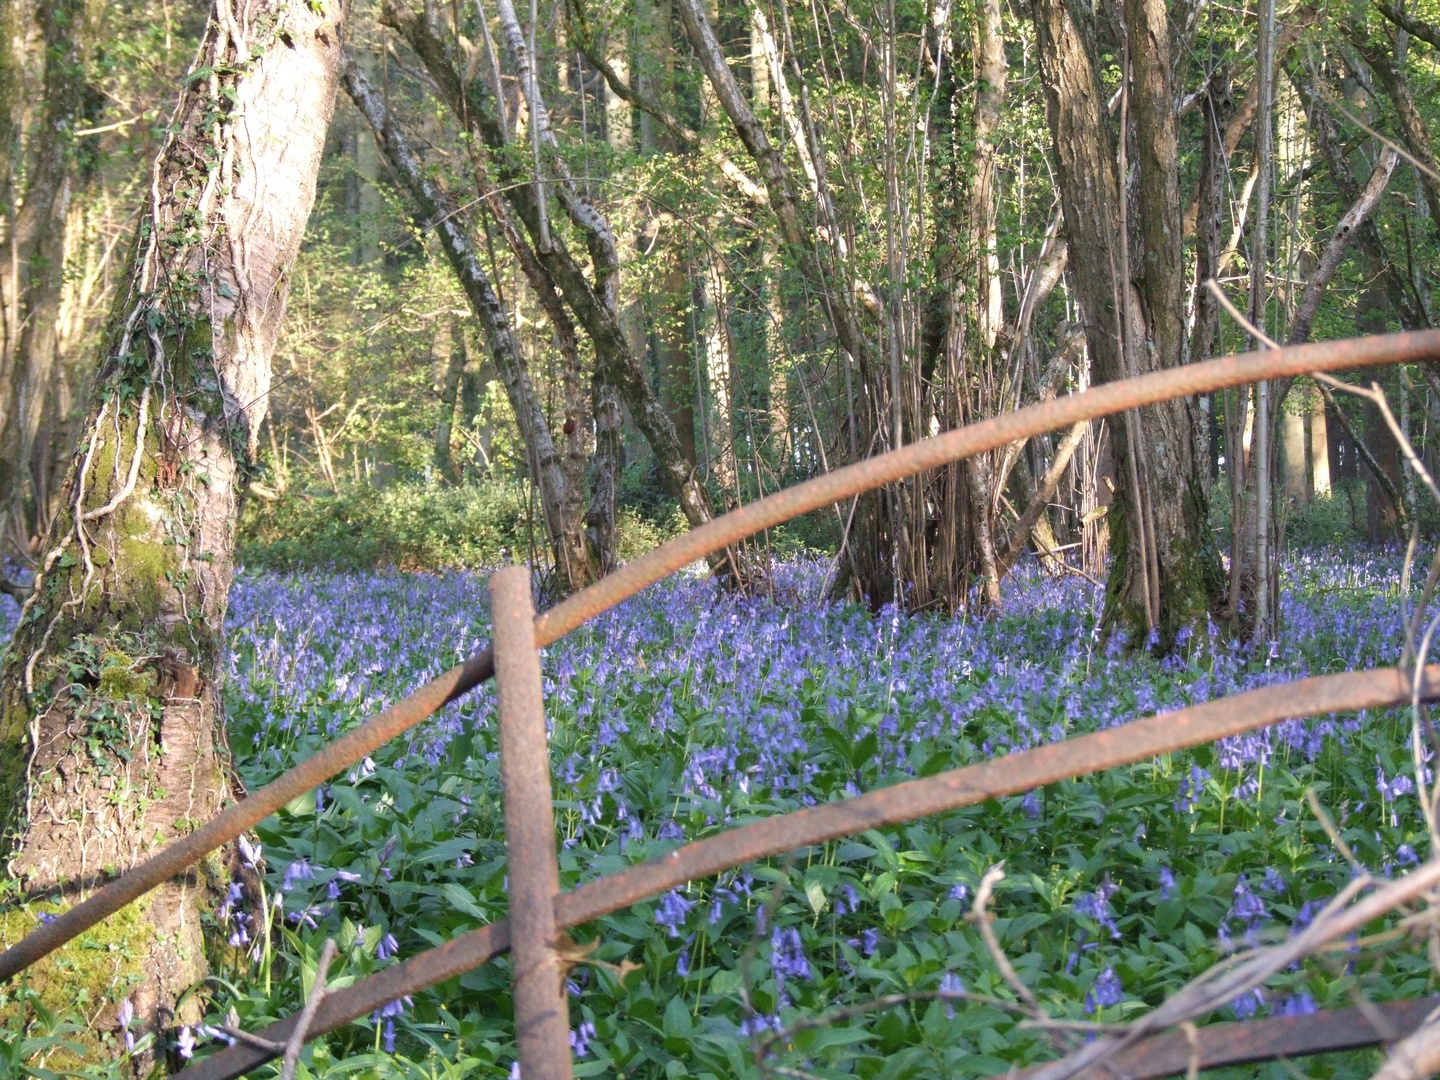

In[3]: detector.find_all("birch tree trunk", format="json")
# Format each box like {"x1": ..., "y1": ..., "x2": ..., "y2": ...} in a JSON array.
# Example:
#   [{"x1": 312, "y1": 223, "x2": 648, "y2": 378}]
[{"x1": 0, "y1": 0, "x2": 346, "y2": 1052}]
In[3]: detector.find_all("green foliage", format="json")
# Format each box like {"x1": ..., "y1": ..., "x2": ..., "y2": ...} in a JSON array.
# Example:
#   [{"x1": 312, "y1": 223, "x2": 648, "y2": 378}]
[
  {"x1": 238, "y1": 482, "x2": 537, "y2": 571},
  {"x1": 134, "y1": 555, "x2": 1422, "y2": 1080},
  {"x1": 238, "y1": 481, "x2": 685, "y2": 572},
  {"x1": 1282, "y1": 483, "x2": 1369, "y2": 549}
]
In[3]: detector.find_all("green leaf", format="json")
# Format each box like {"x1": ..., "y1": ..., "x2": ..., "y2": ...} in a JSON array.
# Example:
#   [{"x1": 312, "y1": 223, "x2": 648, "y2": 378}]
[{"x1": 437, "y1": 882, "x2": 489, "y2": 921}]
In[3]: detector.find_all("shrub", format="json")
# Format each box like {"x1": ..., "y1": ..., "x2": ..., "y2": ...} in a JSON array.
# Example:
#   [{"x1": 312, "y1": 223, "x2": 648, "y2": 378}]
[{"x1": 239, "y1": 481, "x2": 684, "y2": 572}]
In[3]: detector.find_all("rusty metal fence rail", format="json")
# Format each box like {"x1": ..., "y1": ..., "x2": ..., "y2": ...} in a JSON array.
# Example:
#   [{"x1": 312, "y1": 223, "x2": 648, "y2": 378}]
[{"x1": 5, "y1": 329, "x2": 1440, "y2": 1080}]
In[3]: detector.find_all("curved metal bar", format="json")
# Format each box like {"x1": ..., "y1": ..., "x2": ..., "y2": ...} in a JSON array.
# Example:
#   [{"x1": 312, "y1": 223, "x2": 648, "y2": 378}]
[
  {"x1": 174, "y1": 665, "x2": 1440, "y2": 1080},
  {"x1": 4, "y1": 328, "x2": 1437, "y2": 984},
  {"x1": 1004, "y1": 997, "x2": 1438, "y2": 1080}
]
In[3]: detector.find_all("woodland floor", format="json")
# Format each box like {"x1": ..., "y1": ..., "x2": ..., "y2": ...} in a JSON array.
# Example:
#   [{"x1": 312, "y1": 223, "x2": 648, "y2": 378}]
[{"x1": 1, "y1": 548, "x2": 1433, "y2": 1078}]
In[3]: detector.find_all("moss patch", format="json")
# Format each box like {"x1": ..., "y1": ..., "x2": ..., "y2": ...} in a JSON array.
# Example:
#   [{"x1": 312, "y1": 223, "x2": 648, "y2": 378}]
[
  {"x1": 0, "y1": 897, "x2": 151, "y2": 1057},
  {"x1": 97, "y1": 650, "x2": 155, "y2": 701}
]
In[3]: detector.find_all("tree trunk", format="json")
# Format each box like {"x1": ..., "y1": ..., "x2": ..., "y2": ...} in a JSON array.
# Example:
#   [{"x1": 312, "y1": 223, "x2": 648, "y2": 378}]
[
  {"x1": 1280, "y1": 406, "x2": 1308, "y2": 502},
  {"x1": 0, "y1": 0, "x2": 86, "y2": 553},
  {"x1": 435, "y1": 319, "x2": 466, "y2": 482},
  {"x1": 1311, "y1": 401, "x2": 1332, "y2": 497},
  {"x1": 1031, "y1": 0, "x2": 1223, "y2": 647},
  {"x1": 1349, "y1": 28, "x2": 1440, "y2": 232},
  {"x1": 0, "y1": 0, "x2": 345, "y2": 1054}
]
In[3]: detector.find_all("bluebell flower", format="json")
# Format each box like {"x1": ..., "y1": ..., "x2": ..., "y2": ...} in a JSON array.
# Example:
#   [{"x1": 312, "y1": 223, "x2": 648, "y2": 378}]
[
  {"x1": 282, "y1": 859, "x2": 315, "y2": 892},
  {"x1": 1231, "y1": 988, "x2": 1266, "y2": 1019},
  {"x1": 1074, "y1": 879, "x2": 1121, "y2": 939},
  {"x1": 861, "y1": 927, "x2": 880, "y2": 956},
  {"x1": 177, "y1": 1026, "x2": 195, "y2": 1059},
  {"x1": 770, "y1": 926, "x2": 811, "y2": 981},
  {"x1": 238, "y1": 836, "x2": 262, "y2": 869},
  {"x1": 117, "y1": 998, "x2": 135, "y2": 1053},
  {"x1": 1158, "y1": 867, "x2": 1176, "y2": 900},
  {"x1": 939, "y1": 971, "x2": 965, "y2": 1018},
  {"x1": 738, "y1": 1013, "x2": 783, "y2": 1037},
  {"x1": 655, "y1": 890, "x2": 693, "y2": 937},
  {"x1": 569, "y1": 1020, "x2": 597, "y2": 1057},
  {"x1": 1084, "y1": 968, "x2": 1122, "y2": 1013},
  {"x1": 1275, "y1": 992, "x2": 1317, "y2": 1016},
  {"x1": 199, "y1": 1024, "x2": 236, "y2": 1047},
  {"x1": 376, "y1": 932, "x2": 399, "y2": 960},
  {"x1": 1174, "y1": 765, "x2": 1211, "y2": 813}
]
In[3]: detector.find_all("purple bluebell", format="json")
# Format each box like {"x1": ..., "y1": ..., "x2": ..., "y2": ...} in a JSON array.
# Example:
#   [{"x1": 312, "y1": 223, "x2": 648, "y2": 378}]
[
  {"x1": 1074, "y1": 879, "x2": 1121, "y2": 939},
  {"x1": 770, "y1": 926, "x2": 811, "y2": 981},
  {"x1": 1275, "y1": 992, "x2": 1317, "y2": 1016},
  {"x1": 117, "y1": 998, "x2": 135, "y2": 1053},
  {"x1": 570, "y1": 1020, "x2": 597, "y2": 1057},
  {"x1": 1083, "y1": 968, "x2": 1122, "y2": 1013},
  {"x1": 655, "y1": 890, "x2": 693, "y2": 937},
  {"x1": 1232, "y1": 988, "x2": 1266, "y2": 1019}
]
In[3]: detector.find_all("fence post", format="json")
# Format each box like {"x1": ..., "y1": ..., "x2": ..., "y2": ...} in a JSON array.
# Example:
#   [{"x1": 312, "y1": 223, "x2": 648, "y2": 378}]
[{"x1": 490, "y1": 566, "x2": 573, "y2": 1080}]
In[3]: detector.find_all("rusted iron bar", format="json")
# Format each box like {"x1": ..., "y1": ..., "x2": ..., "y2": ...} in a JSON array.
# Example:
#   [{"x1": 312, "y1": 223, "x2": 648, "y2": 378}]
[
  {"x1": 1006, "y1": 997, "x2": 1438, "y2": 1080},
  {"x1": 491, "y1": 567, "x2": 573, "y2": 1080},
  {"x1": 175, "y1": 665, "x2": 1440, "y2": 1080},
  {"x1": 7, "y1": 329, "x2": 1438, "y2": 984}
]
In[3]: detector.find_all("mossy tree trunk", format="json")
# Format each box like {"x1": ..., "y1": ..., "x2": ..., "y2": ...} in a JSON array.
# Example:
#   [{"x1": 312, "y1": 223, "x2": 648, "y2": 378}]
[{"x1": 0, "y1": 0, "x2": 346, "y2": 1055}]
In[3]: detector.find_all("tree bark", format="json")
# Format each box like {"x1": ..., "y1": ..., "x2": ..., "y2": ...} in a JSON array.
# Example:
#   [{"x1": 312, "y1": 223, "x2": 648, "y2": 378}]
[
  {"x1": 435, "y1": 319, "x2": 466, "y2": 482},
  {"x1": 1289, "y1": 68, "x2": 1430, "y2": 332},
  {"x1": 1348, "y1": 28, "x2": 1440, "y2": 233},
  {"x1": 0, "y1": 0, "x2": 346, "y2": 1053},
  {"x1": 1031, "y1": 0, "x2": 1222, "y2": 647},
  {"x1": 1288, "y1": 146, "x2": 1400, "y2": 346}
]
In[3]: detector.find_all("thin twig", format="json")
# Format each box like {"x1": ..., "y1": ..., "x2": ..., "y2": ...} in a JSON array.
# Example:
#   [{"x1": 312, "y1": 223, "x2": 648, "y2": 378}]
[
  {"x1": 280, "y1": 938, "x2": 336, "y2": 1080},
  {"x1": 1207, "y1": 278, "x2": 1280, "y2": 349},
  {"x1": 1306, "y1": 788, "x2": 1366, "y2": 874},
  {"x1": 970, "y1": 863, "x2": 1042, "y2": 1013},
  {"x1": 216, "y1": 1026, "x2": 287, "y2": 1054},
  {"x1": 1181, "y1": 1021, "x2": 1201, "y2": 1080}
]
